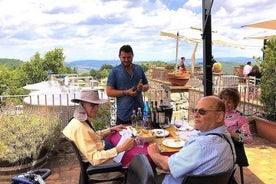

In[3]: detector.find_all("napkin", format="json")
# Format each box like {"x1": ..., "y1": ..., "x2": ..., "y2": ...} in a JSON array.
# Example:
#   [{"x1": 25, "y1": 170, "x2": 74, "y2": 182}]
[{"x1": 113, "y1": 129, "x2": 132, "y2": 163}]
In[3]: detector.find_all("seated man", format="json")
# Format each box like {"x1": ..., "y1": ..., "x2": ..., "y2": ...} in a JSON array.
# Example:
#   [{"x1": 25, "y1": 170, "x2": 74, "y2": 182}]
[
  {"x1": 63, "y1": 89, "x2": 134, "y2": 181},
  {"x1": 148, "y1": 96, "x2": 235, "y2": 184}
]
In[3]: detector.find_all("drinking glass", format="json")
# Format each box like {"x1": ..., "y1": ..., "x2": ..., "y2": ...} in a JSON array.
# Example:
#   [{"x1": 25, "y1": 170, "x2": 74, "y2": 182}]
[
  {"x1": 135, "y1": 137, "x2": 145, "y2": 148},
  {"x1": 173, "y1": 120, "x2": 183, "y2": 139},
  {"x1": 159, "y1": 116, "x2": 169, "y2": 139}
]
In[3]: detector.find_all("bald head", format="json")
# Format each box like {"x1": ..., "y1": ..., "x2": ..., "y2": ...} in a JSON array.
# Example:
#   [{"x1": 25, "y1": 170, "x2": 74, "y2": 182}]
[{"x1": 193, "y1": 96, "x2": 225, "y2": 132}]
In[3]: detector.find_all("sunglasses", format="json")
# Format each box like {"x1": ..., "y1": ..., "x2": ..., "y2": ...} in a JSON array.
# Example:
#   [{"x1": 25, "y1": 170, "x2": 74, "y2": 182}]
[{"x1": 191, "y1": 108, "x2": 223, "y2": 115}]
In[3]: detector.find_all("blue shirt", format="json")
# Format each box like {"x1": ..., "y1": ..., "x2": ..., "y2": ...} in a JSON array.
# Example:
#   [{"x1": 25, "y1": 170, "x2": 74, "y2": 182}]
[
  {"x1": 107, "y1": 64, "x2": 148, "y2": 121},
  {"x1": 163, "y1": 126, "x2": 235, "y2": 184}
]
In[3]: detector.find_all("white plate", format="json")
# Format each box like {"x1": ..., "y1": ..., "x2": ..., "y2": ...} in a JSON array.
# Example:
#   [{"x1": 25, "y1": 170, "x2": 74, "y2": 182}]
[
  {"x1": 162, "y1": 138, "x2": 185, "y2": 148},
  {"x1": 151, "y1": 129, "x2": 169, "y2": 137},
  {"x1": 178, "y1": 126, "x2": 194, "y2": 131}
]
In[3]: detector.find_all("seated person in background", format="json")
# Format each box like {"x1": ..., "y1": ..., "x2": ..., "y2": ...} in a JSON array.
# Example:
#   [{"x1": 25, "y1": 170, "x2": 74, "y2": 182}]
[
  {"x1": 148, "y1": 96, "x2": 235, "y2": 184},
  {"x1": 177, "y1": 57, "x2": 187, "y2": 72},
  {"x1": 62, "y1": 89, "x2": 134, "y2": 181},
  {"x1": 247, "y1": 65, "x2": 262, "y2": 85},
  {"x1": 212, "y1": 62, "x2": 222, "y2": 73},
  {"x1": 243, "y1": 61, "x2": 252, "y2": 77},
  {"x1": 218, "y1": 88, "x2": 253, "y2": 144}
]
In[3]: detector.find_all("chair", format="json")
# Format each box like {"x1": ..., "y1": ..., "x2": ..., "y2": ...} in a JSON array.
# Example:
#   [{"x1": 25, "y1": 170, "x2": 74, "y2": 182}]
[
  {"x1": 182, "y1": 164, "x2": 237, "y2": 184},
  {"x1": 66, "y1": 137, "x2": 128, "y2": 184},
  {"x1": 126, "y1": 154, "x2": 156, "y2": 184}
]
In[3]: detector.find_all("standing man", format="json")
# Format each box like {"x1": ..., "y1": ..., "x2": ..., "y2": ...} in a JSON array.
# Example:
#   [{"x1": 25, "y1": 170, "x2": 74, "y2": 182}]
[
  {"x1": 106, "y1": 45, "x2": 149, "y2": 124},
  {"x1": 148, "y1": 96, "x2": 235, "y2": 184}
]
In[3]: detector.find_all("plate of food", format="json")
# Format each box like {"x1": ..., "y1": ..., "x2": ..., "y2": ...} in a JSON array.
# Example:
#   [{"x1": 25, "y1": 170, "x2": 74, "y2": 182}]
[
  {"x1": 151, "y1": 129, "x2": 170, "y2": 138},
  {"x1": 162, "y1": 138, "x2": 185, "y2": 148},
  {"x1": 136, "y1": 128, "x2": 155, "y2": 142},
  {"x1": 178, "y1": 125, "x2": 194, "y2": 131}
]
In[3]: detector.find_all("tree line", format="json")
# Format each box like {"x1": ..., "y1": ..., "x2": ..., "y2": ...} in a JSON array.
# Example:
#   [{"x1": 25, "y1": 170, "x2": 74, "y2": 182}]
[{"x1": 0, "y1": 48, "x2": 173, "y2": 96}]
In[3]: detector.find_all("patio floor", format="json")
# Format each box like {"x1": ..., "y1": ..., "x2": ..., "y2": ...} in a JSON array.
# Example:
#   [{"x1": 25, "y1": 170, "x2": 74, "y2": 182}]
[{"x1": 44, "y1": 134, "x2": 276, "y2": 184}]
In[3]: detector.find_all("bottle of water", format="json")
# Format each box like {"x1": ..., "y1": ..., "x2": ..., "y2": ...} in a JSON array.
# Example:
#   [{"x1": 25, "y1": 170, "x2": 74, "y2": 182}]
[{"x1": 143, "y1": 101, "x2": 151, "y2": 129}]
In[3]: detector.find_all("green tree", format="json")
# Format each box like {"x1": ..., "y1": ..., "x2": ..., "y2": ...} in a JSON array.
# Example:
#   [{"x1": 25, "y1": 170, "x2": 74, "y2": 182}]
[
  {"x1": 43, "y1": 48, "x2": 66, "y2": 74},
  {"x1": 19, "y1": 52, "x2": 47, "y2": 84}
]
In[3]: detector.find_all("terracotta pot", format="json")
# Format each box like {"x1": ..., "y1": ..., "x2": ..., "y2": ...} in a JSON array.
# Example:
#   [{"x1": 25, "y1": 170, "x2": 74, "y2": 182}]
[
  {"x1": 253, "y1": 116, "x2": 276, "y2": 143},
  {"x1": 0, "y1": 150, "x2": 48, "y2": 182},
  {"x1": 167, "y1": 72, "x2": 190, "y2": 86}
]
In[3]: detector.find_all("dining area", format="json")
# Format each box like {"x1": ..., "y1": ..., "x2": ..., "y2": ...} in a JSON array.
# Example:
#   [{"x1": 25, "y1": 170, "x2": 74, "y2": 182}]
[{"x1": 106, "y1": 120, "x2": 198, "y2": 168}]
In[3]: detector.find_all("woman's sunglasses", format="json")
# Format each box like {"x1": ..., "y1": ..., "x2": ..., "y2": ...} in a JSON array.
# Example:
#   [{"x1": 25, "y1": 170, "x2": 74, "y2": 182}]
[{"x1": 191, "y1": 108, "x2": 223, "y2": 115}]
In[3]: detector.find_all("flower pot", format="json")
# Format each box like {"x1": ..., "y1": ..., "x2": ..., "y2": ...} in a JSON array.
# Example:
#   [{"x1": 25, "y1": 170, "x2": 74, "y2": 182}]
[
  {"x1": 0, "y1": 150, "x2": 48, "y2": 182},
  {"x1": 167, "y1": 72, "x2": 190, "y2": 86},
  {"x1": 253, "y1": 116, "x2": 276, "y2": 144}
]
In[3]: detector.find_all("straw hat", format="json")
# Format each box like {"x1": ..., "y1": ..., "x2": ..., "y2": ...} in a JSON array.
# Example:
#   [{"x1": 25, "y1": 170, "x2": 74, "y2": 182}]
[{"x1": 71, "y1": 89, "x2": 108, "y2": 104}]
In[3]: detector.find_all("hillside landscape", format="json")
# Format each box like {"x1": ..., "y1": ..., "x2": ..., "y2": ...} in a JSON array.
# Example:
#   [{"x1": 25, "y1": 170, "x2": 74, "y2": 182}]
[
  {"x1": 64, "y1": 57, "x2": 256, "y2": 74},
  {"x1": 0, "y1": 57, "x2": 256, "y2": 75}
]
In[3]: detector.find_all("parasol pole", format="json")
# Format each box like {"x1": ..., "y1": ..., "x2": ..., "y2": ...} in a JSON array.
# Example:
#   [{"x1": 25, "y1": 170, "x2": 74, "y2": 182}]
[
  {"x1": 175, "y1": 32, "x2": 179, "y2": 71},
  {"x1": 191, "y1": 42, "x2": 199, "y2": 75}
]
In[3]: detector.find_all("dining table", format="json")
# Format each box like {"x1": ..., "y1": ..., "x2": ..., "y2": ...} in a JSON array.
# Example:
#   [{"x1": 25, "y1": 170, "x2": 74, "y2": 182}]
[{"x1": 106, "y1": 125, "x2": 198, "y2": 167}]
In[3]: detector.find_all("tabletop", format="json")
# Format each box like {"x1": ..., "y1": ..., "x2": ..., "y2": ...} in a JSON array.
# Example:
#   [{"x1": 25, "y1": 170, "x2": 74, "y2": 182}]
[{"x1": 107, "y1": 125, "x2": 198, "y2": 167}]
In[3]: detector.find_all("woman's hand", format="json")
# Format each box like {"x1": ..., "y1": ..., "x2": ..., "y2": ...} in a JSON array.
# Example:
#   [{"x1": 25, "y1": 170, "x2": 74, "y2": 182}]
[
  {"x1": 116, "y1": 138, "x2": 134, "y2": 153},
  {"x1": 110, "y1": 124, "x2": 126, "y2": 132}
]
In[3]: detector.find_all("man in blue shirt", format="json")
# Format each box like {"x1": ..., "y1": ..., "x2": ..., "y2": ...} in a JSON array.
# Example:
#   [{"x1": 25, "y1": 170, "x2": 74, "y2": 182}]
[
  {"x1": 148, "y1": 96, "x2": 235, "y2": 184},
  {"x1": 106, "y1": 45, "x2": 149, "y2": 124}
]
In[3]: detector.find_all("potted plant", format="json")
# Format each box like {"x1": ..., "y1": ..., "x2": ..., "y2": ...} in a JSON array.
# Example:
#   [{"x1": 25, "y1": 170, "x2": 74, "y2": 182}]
[
  {"x1": 0, "y1": 107, "x2": 60, "y2": 182},
  {"x1": 253, "y1": 38, "x2": 276, "y2": 143}
]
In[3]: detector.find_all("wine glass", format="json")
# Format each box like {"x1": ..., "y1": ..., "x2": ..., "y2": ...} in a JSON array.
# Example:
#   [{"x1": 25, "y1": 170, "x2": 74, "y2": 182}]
[
  {"x1": 159, "y1": 116, "x2": 169, "y2": 139},
  {"x1": 173, "y1": 120, "x2": 183, "y2": 139}
]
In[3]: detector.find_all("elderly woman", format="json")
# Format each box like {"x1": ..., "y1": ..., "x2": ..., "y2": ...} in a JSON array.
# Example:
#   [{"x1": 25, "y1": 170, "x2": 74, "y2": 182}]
[{"x1": 218, "y1": 88, "x2": 253, "y2": 144}]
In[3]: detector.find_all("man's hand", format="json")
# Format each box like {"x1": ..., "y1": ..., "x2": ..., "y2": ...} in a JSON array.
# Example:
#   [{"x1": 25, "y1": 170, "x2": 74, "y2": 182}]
[
  {"x1": 137, "y1": 79, "x2": 143, "y2": 92},
  {"x1": 147, "y1": 143, "x2": 160, "y2": 155}
]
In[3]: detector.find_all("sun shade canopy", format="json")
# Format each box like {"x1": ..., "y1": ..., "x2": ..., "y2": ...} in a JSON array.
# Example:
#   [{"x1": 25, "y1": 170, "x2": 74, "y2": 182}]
[{"x1": 242, "y1": 19, "x2": 276, "y2": 30}]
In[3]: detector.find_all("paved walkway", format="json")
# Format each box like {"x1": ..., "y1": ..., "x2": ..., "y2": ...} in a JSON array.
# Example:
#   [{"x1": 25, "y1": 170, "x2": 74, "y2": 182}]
[{"x1": 45, "y1": 135, "x2": 276, "y2": 184}]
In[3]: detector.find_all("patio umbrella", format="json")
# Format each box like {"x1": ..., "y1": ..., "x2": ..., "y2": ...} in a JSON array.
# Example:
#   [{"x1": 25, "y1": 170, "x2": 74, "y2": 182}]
[
  {"x1": 242, "y1": 19, "x2": 276, "y2": 59},
  {"x1": 241, "y1": 19, "x2": 276, "y2": 30},
  {"x1": 160, "y1": 31, "x2": 184, "y2": 70},
  {"x1": 160, "y1": 29, "x2": 245, "y2": 75}
]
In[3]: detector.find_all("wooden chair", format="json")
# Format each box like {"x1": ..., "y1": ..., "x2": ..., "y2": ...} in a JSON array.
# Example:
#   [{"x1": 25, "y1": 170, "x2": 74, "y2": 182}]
[
  {"x1": 66, "y1": 138, "x2": 128, "y2": 184},
  {"x1": 182, "y1": 164, "x2": 237, "y2": 184},
  {"x1": 126, "y1": 154, "x2": 156, "y2": 184}
]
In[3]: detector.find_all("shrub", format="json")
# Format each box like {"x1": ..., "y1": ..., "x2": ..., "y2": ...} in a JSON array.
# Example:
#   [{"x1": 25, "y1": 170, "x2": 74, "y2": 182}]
[
  {"x1": 94, "y1": 102, "x2": 111, "y2": 130},
  {"x1": 0, "y1": 108, "x2": 60, "y2": 164}
]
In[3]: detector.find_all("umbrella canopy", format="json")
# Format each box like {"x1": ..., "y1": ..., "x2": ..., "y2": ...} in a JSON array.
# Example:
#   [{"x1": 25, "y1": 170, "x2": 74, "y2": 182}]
[
  {"x1": 242, "y1": 19, "x2": 276, "y2": 30},
  {"x1": 246, "y1": 34, "x2": 276, "y2": 40}
]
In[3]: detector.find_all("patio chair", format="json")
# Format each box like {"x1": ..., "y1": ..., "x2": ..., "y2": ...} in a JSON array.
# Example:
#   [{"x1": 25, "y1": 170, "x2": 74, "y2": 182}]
[
  {"x1": 66, "y1": 137, "x2": 128, "y2": 184},
  {"x1": 182, "y1": 164, "x2": 237, "y2": 184},
  {"x1": 126, "y1": 154, "x2": 156, "y2": 184}
]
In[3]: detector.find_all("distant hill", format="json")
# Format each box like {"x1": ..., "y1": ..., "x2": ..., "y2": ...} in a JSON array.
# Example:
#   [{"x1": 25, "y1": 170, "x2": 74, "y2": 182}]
[
  {"x1": 65, "y1": 57, "x2": 255, "y2": 74},
  {"x1": 0, "y1": 58, "x2": 24, "y2": 68}
]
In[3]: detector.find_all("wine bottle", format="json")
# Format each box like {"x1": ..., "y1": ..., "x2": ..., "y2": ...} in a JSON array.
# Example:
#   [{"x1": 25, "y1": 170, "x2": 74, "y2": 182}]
[
  {"x1": 131, "y1": 109, "x2": 137, "y2": 127},
  {"x1": 154, "y1": 101, "x2": 159, "y2": 125},
  {"x1": 150, "y1": 101, "x2": 155, "y2": 125}
]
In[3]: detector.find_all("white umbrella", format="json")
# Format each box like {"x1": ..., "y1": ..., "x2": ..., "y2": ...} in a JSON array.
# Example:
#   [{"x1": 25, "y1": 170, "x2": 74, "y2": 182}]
[
  {"x1": 160, "y1": 28, "x2": 245, "y2": 75},
  {"x1": 160, "y1": 31, "x2": 184, "y2": 70}
]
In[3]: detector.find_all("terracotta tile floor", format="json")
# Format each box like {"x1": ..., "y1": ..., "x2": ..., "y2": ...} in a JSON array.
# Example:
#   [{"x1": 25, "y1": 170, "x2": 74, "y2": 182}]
[{"x1": 44, "y1": 135, "x2": 276, "y2": 184}]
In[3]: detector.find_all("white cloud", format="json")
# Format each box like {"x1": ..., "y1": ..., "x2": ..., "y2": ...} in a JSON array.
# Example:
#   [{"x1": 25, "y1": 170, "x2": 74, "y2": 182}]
[{"x1": 0, "y1": 0, "x2": 275, "y2": 62}]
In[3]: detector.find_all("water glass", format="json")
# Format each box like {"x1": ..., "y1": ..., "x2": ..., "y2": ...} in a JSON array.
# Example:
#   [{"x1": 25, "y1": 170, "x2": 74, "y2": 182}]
[{"x1": 135, "y1": 137, "x2": 145, "y2": 148}]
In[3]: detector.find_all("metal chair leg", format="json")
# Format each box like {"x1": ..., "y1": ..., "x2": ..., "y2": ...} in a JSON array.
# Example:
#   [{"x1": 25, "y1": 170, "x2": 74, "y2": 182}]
[{"x1": 240, "y1": 166, "x2": 244, "y2": 184}]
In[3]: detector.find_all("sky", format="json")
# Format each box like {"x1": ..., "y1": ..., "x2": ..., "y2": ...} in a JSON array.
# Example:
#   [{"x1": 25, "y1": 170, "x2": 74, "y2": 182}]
[{"x1": 0, "y1": 0, "x2": 275, "y2": 62}]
